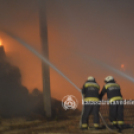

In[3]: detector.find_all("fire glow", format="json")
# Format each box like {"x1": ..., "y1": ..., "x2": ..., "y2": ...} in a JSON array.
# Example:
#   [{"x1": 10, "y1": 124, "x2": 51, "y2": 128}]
[
  {"x1": 0, "y1": 39, "x2": 2, "y2": 46},
  {"x1": 121, "y1": 64, "x2": 125, "y2": 71},
  {"x1": 121, "y1": 64, "x2": 124, "y2": 68}
]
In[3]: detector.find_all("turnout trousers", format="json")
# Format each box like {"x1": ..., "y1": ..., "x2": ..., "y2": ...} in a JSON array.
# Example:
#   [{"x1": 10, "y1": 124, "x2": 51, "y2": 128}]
[
  {"x1": 81, "y1": 103, "x2": 100, "y2": 128},
  {"x1": 109, "y1": 101, "x2": 124, "y2": 125}
]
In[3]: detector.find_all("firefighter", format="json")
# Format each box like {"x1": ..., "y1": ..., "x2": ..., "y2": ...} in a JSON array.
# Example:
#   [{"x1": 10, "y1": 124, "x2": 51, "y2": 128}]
[
  {"x1": 80, "y1": 76, "x2": 100, "y2": 130},
  {"x1": 99, "y1": 76, "x2": 124, "y2": 132}
]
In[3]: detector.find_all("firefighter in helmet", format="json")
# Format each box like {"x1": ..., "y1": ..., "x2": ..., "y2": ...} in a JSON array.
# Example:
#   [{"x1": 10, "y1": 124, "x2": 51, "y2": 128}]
[
  {"x1": 99, "y1": 76, "x2": 124, "y2": 132},
  {"x1": 80, "y1": 76, "x2": 100, "y2": 130}
]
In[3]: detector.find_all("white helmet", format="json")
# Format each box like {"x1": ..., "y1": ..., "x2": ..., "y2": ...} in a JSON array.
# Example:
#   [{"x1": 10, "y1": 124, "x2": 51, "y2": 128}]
[
  {"x1": 105, "y1": 76, "x2": 114, "y2": 83},
  {"x1": 87, "y1": 76, "x2": 95, "y2": 81}
]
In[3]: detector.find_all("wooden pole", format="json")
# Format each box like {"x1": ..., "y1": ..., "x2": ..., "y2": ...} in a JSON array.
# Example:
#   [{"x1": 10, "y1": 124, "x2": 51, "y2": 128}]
[{"x1": 38, "y1": 0, "x2": 51, "y2": 117}]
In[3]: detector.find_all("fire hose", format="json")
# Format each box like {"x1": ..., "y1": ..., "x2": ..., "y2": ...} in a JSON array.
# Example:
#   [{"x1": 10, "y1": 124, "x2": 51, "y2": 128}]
[{"x1": 99, "y1": 112, "x2": 120, "y2": 134}]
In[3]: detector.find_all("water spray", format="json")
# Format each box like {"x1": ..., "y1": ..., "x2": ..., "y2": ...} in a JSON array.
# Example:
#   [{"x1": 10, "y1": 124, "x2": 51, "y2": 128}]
[
  {"x1": 2, "y1": 30, "x2": 81, "y2": 92},
  {"x1": 2, "y1": 30, "x2": 122, "y2": 133},
  {"x1": 76, "y1": 52, "x2": 134, "y2": 84},
  {"x1": 93, "y1": 58, "x2": 134, "y2": 83}
]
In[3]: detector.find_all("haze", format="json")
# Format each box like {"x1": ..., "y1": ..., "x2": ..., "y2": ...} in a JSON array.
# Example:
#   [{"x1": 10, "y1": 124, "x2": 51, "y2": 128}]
[{"x1": 0, "y1": 0, "x2": 134, "y2": 107}]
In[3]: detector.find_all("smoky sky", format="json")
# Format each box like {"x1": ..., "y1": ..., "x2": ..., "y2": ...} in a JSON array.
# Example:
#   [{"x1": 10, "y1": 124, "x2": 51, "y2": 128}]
[{"x1": 0, "y1": 0, "x2": 134, "y2": 103}]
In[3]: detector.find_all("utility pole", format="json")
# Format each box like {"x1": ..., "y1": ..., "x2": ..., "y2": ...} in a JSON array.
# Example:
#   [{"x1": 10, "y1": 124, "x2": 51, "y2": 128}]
[{"x1": 38, "y1": 0, "x2": 51, "y2": 117}]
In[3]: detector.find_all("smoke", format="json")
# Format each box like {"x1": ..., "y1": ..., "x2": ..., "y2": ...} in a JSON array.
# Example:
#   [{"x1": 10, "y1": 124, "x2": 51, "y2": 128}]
[
  {"x1": 2, "y1": 30, "x2": 134, "y2": 117},
  {"x1": 2, "y1": 30, "x2": 81, "y2": 92},
  {"x1": 77, "y1": 52, "x2": 134, "y2": 83},
  {"x1": 0, "y1": 48, "x2": 32, "y2": 116},
  {"x1": 3, "y1": 30, "x2": 134, "y2": 92},
  {"x1": 92, "y1": 59, "x2": 134, "y2": 83},
  {"x1": 0, "y1": 46, "x2": 80, "y2": 117}
]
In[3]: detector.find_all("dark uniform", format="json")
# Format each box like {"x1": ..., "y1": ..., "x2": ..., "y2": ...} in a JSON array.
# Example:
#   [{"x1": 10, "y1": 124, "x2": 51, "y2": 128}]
[
  {"x1": 81, "y1": 79, "x2": 100, "y2": 129},
  {"x1": 99, "y1": 80, "x2": 124, "y2": 127}
]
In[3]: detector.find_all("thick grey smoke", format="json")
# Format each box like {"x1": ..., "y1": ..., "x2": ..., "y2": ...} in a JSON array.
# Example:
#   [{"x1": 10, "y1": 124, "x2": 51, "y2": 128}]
[
  {"x1": 2, "y1": 30, "x2": 81, "y2": 92},
  {"x1": 0, "y1": 45, "x2": 80, "y2": 117},
  {"x1": 0, "y1": 47, "x2": 36, "y2": 116}
]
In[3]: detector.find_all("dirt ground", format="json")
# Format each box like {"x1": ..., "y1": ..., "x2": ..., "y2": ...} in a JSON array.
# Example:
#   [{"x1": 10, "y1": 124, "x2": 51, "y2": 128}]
[{"x1": 0, "y1": 116, "x2": 133, "y2": 134}]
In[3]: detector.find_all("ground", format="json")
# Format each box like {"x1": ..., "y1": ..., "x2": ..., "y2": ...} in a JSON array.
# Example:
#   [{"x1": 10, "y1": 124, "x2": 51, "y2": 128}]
[{"x1": 0, "y1": 116, "x2": 133, "y2": 134}]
